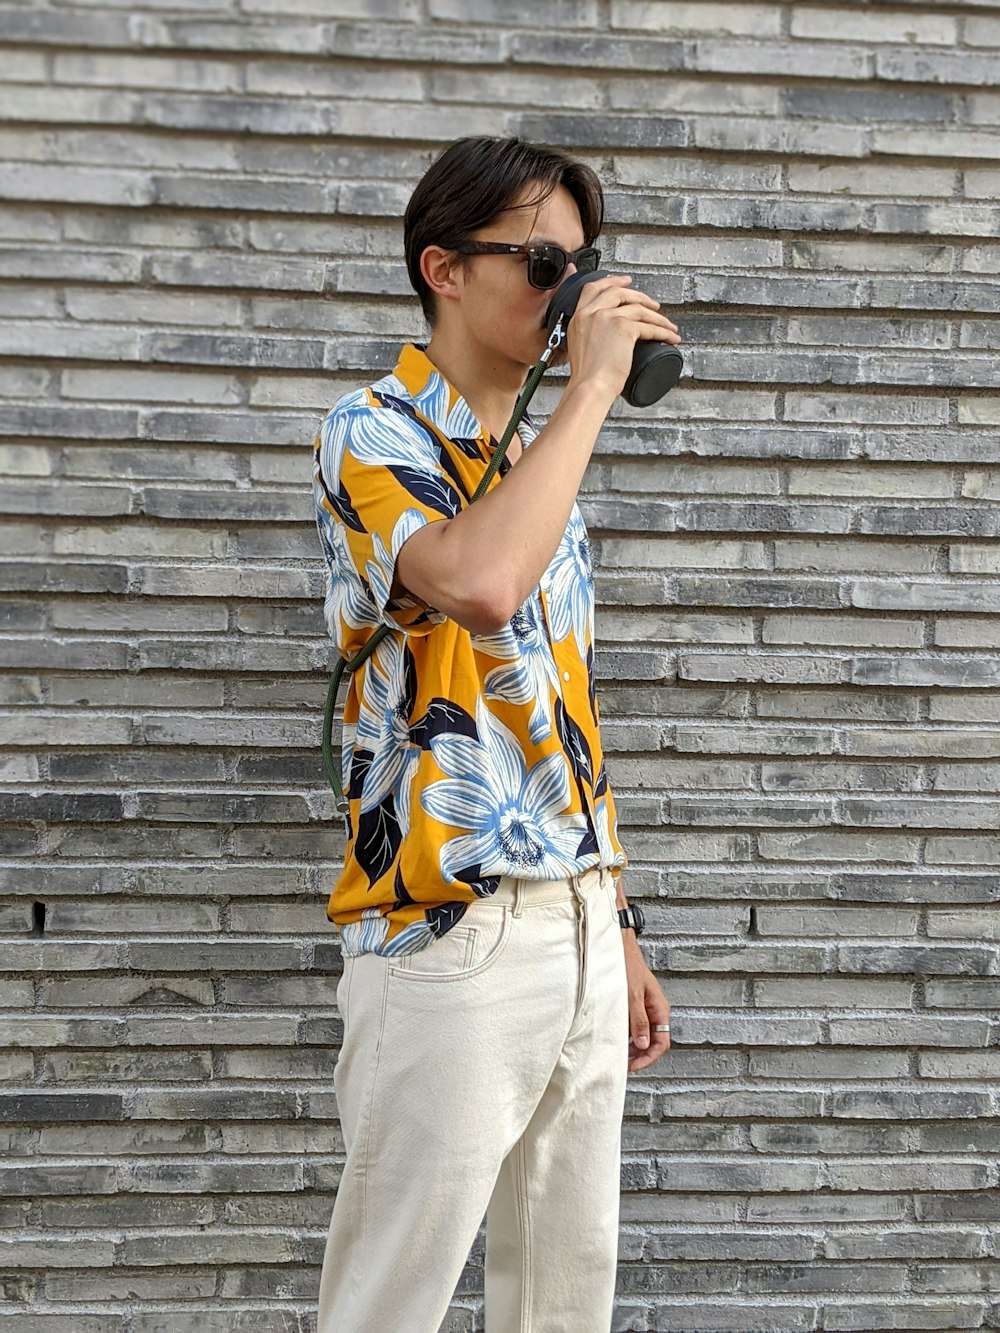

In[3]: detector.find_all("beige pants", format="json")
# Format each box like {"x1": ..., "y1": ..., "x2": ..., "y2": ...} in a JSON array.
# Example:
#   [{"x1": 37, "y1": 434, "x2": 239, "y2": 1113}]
[{"x1": 316, "y1": 866, "x2": 630, "y2": 1333}]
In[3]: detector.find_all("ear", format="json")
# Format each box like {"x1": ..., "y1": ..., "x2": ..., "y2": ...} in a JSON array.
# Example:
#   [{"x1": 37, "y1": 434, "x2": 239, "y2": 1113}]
[{"x1": 420, "y1": 245, "x2": 463, "y2": 307}]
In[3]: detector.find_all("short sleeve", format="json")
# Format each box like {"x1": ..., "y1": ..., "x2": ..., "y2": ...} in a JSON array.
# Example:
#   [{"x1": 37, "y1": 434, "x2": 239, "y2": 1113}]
[{"x1": 314, "y1": 396, "x2": 462, "y2": 638}]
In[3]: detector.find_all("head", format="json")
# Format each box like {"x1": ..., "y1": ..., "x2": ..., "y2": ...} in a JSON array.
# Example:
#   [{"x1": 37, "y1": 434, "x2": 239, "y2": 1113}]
[{"x1": 404, "y1": 136, "x2": 604, "y2": 368}]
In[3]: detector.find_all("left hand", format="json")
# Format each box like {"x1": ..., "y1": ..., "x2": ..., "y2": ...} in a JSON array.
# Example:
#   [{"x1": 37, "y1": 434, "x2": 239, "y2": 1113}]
[{"x1": 623, "y1": 936, "x2": 671, "y2": 1072}]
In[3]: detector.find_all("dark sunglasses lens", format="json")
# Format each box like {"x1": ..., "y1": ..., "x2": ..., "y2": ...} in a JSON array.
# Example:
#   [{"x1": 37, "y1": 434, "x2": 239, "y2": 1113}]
[
  {"x1": 528, "y1": 246, "x2": 566, "y2": 289},
  {"x1": 577, "y1": 248, "x2": 599, "y2": 273}
]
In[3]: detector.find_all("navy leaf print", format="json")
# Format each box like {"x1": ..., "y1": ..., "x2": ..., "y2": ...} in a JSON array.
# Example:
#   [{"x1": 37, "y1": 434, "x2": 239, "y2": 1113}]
[
  {"x1": 426, "y1": 900, "x2": 469, "y2": 938},
  {"x1": 410, "y1": 697, "x2": 479, "y2": 751},
  {"x1": 450, "y1": 863, "x2": 501, "y2": 899},
  {"x1": 576, "y1": 824, "x2": 599, "y2": 859},
  {"x1": 355, "y1": 791, "x2": 402, "y2": 890},
  {"x1": 450, "y1": 436, "x2": 486, "y2": 460},
  {"x1": 391, "y1": 464, "x2": 462, "y2": 519},
  {"x1": 595, "y1": 758, "x2": 609, "y2": 799},
  {"x1": 372, "y1": 391, "x2": 475, "y2": 501},
  {"x1": 435, "y1": 441, "x2": 474, "y2": 503},
  {"x1": 347, "y1": 747, "x2": 373, "y2": 802},
  {"x1": 392, "y1": 865, "x2": 416, "y2": 909},
  {"x1": 318, "y1": 469, "x2": 366, "y2": 534},
  {"x1": 554, "y1": 696, "x2": 593, "y2": 790}
]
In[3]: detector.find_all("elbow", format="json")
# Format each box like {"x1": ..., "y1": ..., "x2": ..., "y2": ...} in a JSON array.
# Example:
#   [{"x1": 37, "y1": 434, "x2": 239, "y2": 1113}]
[{"x1": 457, "y1": 583, "x2": 520, "y2": 637}]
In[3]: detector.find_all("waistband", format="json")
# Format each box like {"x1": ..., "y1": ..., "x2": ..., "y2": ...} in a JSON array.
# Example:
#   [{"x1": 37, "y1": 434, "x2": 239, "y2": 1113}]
[{"x1": 476, "y1": 866, "x2": 613, "y2": 915}]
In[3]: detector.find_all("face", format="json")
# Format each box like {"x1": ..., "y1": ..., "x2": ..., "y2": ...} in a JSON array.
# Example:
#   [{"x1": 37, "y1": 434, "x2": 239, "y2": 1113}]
[{"x1": 446, "y1": 182, "x2": 589, "y2": 371}]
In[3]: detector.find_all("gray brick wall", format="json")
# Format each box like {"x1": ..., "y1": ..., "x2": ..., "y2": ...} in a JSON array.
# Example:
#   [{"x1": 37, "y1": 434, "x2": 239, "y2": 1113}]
[{"x1": 1, "y1": 1, "x2": 999, "y2": 1329}]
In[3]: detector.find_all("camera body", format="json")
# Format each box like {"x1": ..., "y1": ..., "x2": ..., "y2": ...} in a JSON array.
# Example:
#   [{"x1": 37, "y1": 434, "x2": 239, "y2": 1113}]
[{"x1": 544, "y1": 269, "x2": 683, "y2": 407}]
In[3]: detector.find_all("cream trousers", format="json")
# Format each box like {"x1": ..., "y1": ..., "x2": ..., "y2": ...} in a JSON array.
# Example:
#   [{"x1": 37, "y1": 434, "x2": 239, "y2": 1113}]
[{"x1": 316, "y1": 865, "x2": 630, "y2": 1333}]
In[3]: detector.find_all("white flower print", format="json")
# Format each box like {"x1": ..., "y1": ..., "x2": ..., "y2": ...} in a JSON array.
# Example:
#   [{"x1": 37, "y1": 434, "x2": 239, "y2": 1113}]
[
  {"x1": 355, "y1": 634, "x2": 418, "y2": 827},
  {"x1": 546, "y1": 506, "x2": 594, "y2": 658},
  {"x1": 477, "y1": 600, "x2": 559, "y2": 743},
  {"x1": 420, "y1": 698, "x2": 587, "y2": 880}
]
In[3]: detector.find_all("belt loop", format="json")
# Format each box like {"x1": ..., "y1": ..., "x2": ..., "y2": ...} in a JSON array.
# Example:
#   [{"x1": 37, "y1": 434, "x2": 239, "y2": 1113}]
[{"x1": 512, "y1": 877, "x2": 524, "y2": 918}]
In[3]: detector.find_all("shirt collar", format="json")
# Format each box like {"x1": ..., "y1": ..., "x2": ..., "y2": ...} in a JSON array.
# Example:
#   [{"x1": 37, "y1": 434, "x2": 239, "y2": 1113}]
[{"x1": 393, "y1": 343, "x2": 484, "y2": 443}]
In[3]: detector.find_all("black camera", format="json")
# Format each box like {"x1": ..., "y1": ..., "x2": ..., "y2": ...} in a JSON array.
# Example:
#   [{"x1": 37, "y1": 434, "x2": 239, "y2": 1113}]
[{"x1": 544, "y1": 269, "x2": 683, "y2": 407}]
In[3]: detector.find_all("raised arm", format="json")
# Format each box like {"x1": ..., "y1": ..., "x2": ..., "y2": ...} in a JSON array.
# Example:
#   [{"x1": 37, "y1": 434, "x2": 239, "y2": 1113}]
[{"x1": 394, "y1": 275, "x2": 680, "y2": 635}]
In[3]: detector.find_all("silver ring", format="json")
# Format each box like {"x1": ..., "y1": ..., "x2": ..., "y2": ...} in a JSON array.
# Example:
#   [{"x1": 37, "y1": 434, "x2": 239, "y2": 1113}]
[{"x1": 652, "y1": 1024, "x2": 670, "y2": 1032}]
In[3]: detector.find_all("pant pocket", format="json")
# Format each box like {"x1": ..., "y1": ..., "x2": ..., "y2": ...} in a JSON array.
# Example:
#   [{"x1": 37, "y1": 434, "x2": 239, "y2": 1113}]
[{"x1": 387, "y1": 906, "x2": 511, "y2": 983}]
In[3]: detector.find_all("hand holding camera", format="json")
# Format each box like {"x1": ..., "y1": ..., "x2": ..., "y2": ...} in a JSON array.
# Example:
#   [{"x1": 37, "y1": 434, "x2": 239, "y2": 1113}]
[{"x1": 545, "y1": 269, "x2": 683, "y2": 407}]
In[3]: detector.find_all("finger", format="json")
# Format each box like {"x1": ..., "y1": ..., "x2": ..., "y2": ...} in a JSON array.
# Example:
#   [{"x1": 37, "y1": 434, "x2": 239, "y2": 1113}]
[
  {"x1": 590, "y1": 300, "x2": 681, "y2": 338},
  {"x1": 578, "y1": 285, "x2": 665, "y2": 317},
  {"x1": 628, "y1": 993, "x2": 650, "y2": 1051},
  {"x1": 605, "y1": 311, "x2": 683, "y2": 345},
  {"x1": 628, "y1": 1029, "x2": 670, "y2": 1070}
]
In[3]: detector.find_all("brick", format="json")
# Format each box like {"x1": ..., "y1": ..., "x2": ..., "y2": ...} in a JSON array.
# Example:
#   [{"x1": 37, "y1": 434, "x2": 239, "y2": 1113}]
[
  {"x1": 930, "y1": 694, "x2": 1000, "y2": 723},
  {"x1": 774, "y1": 539, "x2": 937, "y2": 575},
  {"x1": 149, "y1": 253, "x2": 324, "y2": 292},
  {"x1": 875, "y1": 128, "x2": 1000, "y2": 161},
  {"x1": 827, "y1": 1301, "x2": 985, "y2": 1330},
  {"x1": 785, "y1": 393, "x2": 949, "y2": 426},
  {"x1": 0, "y1": 365, "x2": 53, "y2": 407},
  {"x1": 792, "y1": 238, "x2": 953, "y2": 275},
  {"x1": 62, "y1": 367, "x2": 242, "y2": 405},
  {"x1": 918, "y1": 1051, "x2": 1000, "y2": 1078},
  {"x1": 869, "y1": 201, "x2": 999, "y2": 238},
  {"x1": 926, "y1": 836, "x2": 1000, "y2": 865},
  {"x1": 824, "y1": 1231, "x2": 988, "y2": 1260},
  {"x1": 690, "y1": 39, "x2": 870, "y2": 80},
  {"x1": 430, "y1": 0, "x2": 595, "y2": 24},
  {"x1": 759, "y1": 831, "x2": 921, "y2": 863},
  {"x1": 788, "y1": 86, "x2": 955, "y2": 124},
  {"x1": 877, "y1": 47, "x2": 999, "y2": 88},
  {"x1": 862, "y1": 429, "x2": 1000, "y2": 466},
  {"x1": 0, "y1": 163, "x2": 155, "y2": 207},
  {"x1": 838, "y1": 943, "x2": 996, "y2": 976},
  {"x1": 748, "y1": 1194, "x2": 906, "y2": 1224},
  {"x1": 842, "y1": 729, "x2": 1000, "y2": 760},
  {"x1": 754, "y1": 977, "x2": 912, "y2": 1009},
  {"x1": 678, "y1": 653, "x2": 849, "y2": 685},
  {"x1": 509, "y1": 31, "x2": 683, "y2": 70},
  {"x1": 610, "y1": 80, "x2": 778, "y2": 118},
  {"x1": 130, "y1": 1315, "x2": 298, "y2": 1333},
  {"x1": 612, "y1": 2, "x2": 781, "y2": 36},
  {"x1": 694, "y1": 117, "x2": 866, "y2": 158},
  {"x1": 787, "y1": 162, "x2": 955, "y2": 197},
  {"x1": 851, "y1": 655, "x2": 1000, "y2": 688},
  {"x1": 789, "y1": 464, "x2": 951, "y2": 499},
  {"x1": 746, "y1": 1261, "x2": 906, "y2": 1293},
  {"x1": 762, "y1": 614, "x2": 923, "y2": 649},
  {"x1": 248, "y1": 60, "x2": 422, "y2": 102}
]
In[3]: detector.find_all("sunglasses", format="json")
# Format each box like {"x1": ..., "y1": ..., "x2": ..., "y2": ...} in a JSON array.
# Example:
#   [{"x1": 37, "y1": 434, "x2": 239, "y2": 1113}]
[{"x1": 450, "y1": 241, "x2": 601, "y2": 290}]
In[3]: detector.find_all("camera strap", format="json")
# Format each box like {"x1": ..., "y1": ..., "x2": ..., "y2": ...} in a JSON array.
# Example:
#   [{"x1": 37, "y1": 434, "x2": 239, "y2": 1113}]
[{"x1": 321, "y1": 319, "x2": 567, "y2": 815}]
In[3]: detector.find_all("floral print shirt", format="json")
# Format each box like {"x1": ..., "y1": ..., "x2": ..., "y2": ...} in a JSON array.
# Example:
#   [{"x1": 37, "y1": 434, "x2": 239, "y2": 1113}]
[{"x1": 312, "y1": 343, "x2": 627, "y2": 958}]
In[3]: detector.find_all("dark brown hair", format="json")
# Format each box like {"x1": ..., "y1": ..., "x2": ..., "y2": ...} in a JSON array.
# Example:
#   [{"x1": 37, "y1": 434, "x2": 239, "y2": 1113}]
[{"x1": 403, "y1": 136, "x2": 604, "y2": 325}]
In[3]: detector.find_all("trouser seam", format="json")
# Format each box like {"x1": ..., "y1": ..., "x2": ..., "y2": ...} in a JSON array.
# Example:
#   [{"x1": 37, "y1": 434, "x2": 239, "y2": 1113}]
[
  {"x1": 359, "y1": 964, "x2": 390, "y2": 1273},
  {"x1": 516, "y1": 1134, "x2": 532, "y2": 1332}
]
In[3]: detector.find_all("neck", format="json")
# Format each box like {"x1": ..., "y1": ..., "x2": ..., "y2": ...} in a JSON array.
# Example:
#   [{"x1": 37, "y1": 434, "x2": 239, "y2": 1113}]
[{"x1": 423, "y1": 325, "x2": 530, "y2": 442}]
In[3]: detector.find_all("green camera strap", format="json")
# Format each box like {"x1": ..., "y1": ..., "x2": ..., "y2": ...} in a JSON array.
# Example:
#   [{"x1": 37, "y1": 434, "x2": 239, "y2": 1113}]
[{"x1": 321, "y1": 324, "x2": 564, "y2": 815}]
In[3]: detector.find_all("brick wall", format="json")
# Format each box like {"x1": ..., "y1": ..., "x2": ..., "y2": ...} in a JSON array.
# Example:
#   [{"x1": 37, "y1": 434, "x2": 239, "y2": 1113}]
[{"x1": 2, "y1": 2, "x2": 999, "y2": 1330}]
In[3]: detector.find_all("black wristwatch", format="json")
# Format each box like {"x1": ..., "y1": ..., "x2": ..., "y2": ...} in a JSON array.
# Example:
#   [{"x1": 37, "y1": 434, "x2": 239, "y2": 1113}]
[{"x1": 617, "y1": 903, "x2": 645, "y2": 938}]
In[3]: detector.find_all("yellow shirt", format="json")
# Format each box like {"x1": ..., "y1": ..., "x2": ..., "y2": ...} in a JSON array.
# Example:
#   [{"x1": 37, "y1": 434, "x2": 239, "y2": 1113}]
[{"x1": 312, "y1": 343, "x2": 626, "y2": 957}]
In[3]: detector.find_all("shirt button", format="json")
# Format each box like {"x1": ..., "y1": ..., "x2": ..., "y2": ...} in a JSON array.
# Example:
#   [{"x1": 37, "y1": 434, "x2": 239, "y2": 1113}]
[{"x1": 563, "y1": 671, "x2": 571, "y2": 682}]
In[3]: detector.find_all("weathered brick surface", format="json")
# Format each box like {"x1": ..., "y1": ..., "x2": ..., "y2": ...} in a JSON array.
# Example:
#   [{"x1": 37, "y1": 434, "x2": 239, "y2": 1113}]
[{"x1": 1, "y1": 2, "x2": 999, "y2": 1330}]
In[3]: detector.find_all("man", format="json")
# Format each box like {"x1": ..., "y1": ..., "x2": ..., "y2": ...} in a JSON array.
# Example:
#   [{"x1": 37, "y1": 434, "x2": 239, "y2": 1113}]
[{"x1": 312, "y1": 136, "x2": 679, "y2": 1332}]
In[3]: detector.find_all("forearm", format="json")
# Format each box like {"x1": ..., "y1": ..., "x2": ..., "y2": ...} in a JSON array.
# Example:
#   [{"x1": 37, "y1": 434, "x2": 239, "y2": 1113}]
[{"x1": 396, "y1": 378, "x2": 613, "y2": 633}]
